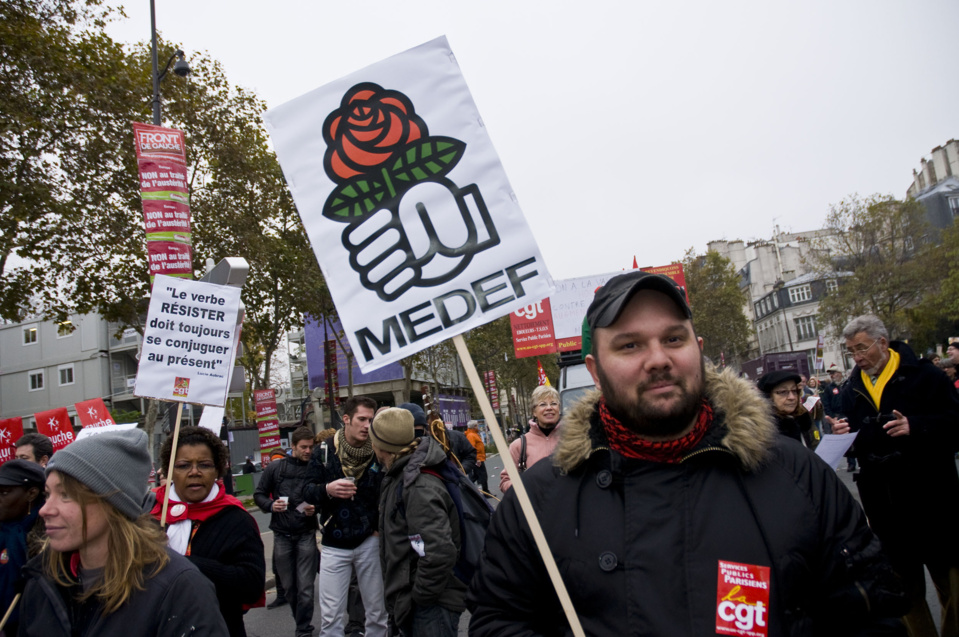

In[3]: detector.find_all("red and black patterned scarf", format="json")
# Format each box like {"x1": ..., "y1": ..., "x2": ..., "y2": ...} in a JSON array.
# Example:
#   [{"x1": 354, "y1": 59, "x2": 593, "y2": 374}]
[{"x1": 599, "y1": 398, "x2": 713, "y2": 463}]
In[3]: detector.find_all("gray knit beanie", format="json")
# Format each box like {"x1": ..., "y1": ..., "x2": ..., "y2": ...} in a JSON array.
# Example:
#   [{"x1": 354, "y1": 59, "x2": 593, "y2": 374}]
[{"x1": 45, "y1": 428, "x2": 152, "y2": 520}]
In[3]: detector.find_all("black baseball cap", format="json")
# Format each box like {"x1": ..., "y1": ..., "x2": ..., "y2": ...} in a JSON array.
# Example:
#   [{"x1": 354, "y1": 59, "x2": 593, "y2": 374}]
[
  {"x1": 586, "y1": 271, "x2": 692, "y2": 332},
  {"x1": 0, "y1": 459, "x2": 45, "y2": 488}
]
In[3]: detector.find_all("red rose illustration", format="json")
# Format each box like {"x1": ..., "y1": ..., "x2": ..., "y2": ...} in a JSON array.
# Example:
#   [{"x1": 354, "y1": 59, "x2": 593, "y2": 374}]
[{"x1": 322, "y1": 82, "x2": 428, "y2": 182}]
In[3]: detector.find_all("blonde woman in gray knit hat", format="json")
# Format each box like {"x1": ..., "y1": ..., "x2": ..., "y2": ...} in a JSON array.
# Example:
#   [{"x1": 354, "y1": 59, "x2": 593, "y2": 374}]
[
  {"x1": 371, "y1": 408, "x2": 466, "y2": 637},
  {"x1": 17, "y1": 429, "x2": 228, "y2": 637}
]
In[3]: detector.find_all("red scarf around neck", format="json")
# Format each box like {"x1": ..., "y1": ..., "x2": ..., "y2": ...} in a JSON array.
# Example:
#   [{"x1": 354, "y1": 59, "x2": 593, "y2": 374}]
[
  {"x1": 150, "y1": 480, "x2": 244, "y2": 525},
  {"x1": 599, "y1": 398, "x2": 713, "y2": 463}
]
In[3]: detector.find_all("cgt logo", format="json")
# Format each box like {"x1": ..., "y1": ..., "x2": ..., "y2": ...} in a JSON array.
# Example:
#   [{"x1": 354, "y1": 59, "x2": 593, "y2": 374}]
[
  {"x1": 718, "y1": 600, "x2": 766, "y2": 632},
  {"x1": 320, "y1": 83, "x2": 500, "y2": 301},
  {"x1": 514, "y1": 301, "x2": 545, "y2": 320},
  {"x1": 172, "y1": 377, "x2": 190, "y2": 398},
  {"x1": 716, "y1": 561, "x2": 770, "y2": 636}
]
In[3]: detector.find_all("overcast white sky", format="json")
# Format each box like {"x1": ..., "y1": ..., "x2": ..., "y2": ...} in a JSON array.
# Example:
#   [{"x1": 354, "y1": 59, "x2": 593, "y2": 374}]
[{"x1": 106, "y1": 0, "x2": 959, "y2": 280}]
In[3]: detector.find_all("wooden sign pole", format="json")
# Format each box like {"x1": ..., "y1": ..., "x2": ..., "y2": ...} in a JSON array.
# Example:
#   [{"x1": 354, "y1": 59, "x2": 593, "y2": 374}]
[
  {"x1": 159, "y1": 402, "x2": 185, "y2": 526},
  {"x1": 452, "y1": 334, "x2": 584, "y2": 637}
]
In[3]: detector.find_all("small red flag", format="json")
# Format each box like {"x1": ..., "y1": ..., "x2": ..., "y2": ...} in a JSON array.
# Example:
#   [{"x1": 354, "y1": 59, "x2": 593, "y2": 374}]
[
  {"x1": 75, "y1": 398, "x2": 116, "y2": 428},
  {"x1": 632, "y1": 256, "x2": 639, "y2": 269},
  {"x1": 0, "y1": 417, "x2": 24, "y2": 466},
  {"x1": 34, "y1": 407, "x2": 75, "y2": 453}
]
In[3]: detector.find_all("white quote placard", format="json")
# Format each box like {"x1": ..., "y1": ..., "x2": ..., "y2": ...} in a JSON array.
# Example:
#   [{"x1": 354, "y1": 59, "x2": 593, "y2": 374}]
[
  {"x1": 265, "y1": 36, "x2": 554, "y2": 371},
  {"x1": 135, "y1": 275, "x2": 241, "y2": 406}
]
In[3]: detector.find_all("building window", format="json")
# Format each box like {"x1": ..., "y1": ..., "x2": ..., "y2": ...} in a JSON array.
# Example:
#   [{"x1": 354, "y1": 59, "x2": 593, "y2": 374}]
[
  {"x1": 826, "y1": 280, "x2": 838, "y2": 294},
  {"x1": 57, "y1": 321, "x2": 73, "y2": 338},
  {"x1": 788, "y1": 285, "x2": 812, "y2": 304},
  {"x1": 795, "y1": 316, "x2": 817, "y2": 340},
  {"x1": 23, "y1": 325, "x2": 37, "y2": 345},
  {"x1": 29, "y1": 370, "x2": 44, "y2": 391},
  {"x1": 58, "y1": 364, "x2": 75, "y2": 386}
]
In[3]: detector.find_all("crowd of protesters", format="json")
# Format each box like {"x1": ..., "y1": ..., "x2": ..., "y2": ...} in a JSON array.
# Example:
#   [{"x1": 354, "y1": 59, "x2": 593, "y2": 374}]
[{"x1": 2, "y1": 276, "x2": 958, "y2": 636}]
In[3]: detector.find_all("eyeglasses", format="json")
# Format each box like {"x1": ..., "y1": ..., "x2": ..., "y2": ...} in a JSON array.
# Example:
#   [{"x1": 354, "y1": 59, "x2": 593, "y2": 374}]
[
  {"x1": 535, "y1": 401, "x2": 559, "y2": 409},
  {"x1": 173, "y1": 461, "x2": 217, "y2": 473},
  {"x1": 773, "y1": 389, "x2": 802, "y2": 397},
  {"x1": 846, "y1": 340, "x2": 879, "y2": 357}
]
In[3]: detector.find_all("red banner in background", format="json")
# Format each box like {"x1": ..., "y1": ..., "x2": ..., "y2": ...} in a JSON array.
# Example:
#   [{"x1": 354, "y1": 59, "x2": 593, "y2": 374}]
[
  {"x1": 34, "y1": 407, "x2": 75, "y2": 453},
  {"x1": 133, "y1": 122, "x2": 193, "y2": 282},
  {"x1": 641, "y1": 263, "x2": 688, "y2": 303},
  {"x1": 142, "y1": 199, "x2": 191, "y2": 234},
  {"x1": 75, "y1": 398, "x2": 116, "y2": 428},
  {"x1": 253, "y1": 389, "x2": 281, "y2": 465},
  {"x1": 509, "y1": 298, "x2": 557, "y2": 359},
  {"x1": 510, "y1": 263, "x2": 689, "y2": 357},
  {"x1": 483, "y1": 370, "x2": 500, "y2": 410},
  {"x1": 0, "y1": 418, "x2": 24, "y2": 466}
]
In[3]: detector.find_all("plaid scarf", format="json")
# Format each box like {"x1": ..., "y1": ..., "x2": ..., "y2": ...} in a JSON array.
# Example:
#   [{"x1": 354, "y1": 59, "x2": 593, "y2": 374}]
[
  {"x1": 336, "y1": 428, "x2": 373, "y2": 480},
  {"x1": 599, "y1": 398, "x2": 712, "y2": 463}
]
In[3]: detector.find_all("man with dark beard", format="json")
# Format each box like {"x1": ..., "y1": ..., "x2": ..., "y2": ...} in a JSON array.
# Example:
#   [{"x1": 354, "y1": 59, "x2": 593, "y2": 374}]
[{"x1": 467, "y1": 271, "x2": 907, "y2": 636}]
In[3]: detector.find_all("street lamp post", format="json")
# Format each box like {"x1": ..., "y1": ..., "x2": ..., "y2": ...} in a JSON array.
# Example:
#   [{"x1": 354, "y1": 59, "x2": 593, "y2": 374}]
[{"x1": 150, "y1": 0, "x2": 190, "y2": 126}]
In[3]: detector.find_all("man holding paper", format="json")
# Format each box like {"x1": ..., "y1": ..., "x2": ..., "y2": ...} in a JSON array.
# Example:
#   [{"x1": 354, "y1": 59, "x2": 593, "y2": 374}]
[
  {"x1": 829, "y1": 315, "x2": 959, "y2": 637},
  {"x1": 468, "y1": 272, "x2": 906, "y2": 635}
]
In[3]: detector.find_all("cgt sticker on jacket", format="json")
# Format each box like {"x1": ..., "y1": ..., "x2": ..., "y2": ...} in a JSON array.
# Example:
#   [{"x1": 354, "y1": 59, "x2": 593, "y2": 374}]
[
  {"x1": 716, "y1": 560, "x2": 770, "y2": 637},
  {"x1": 265, "y1": 36, "x2": 554, "y2": 372}
]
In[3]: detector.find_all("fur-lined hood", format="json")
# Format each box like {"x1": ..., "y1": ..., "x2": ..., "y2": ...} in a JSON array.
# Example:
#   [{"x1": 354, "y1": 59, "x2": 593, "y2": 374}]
[{"x1": 554, "y1": 366, "x2": 776, "y2": 473}]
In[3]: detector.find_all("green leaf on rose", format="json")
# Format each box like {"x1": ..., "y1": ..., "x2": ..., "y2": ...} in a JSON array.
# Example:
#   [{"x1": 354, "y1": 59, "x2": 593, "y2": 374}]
[
  {"x1": 322, "y1": 176, "x2": 393, "y2": 221},
  {"x1": 390, "y1": 136, "x2": 466, "y2": 185}
]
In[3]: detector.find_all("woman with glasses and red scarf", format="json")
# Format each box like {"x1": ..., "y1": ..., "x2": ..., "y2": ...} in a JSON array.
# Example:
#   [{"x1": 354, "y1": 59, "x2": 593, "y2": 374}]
[
  {"x1": 757, "y1": 370, "x2": 815, "y2": 446},
  {"x1": 151, "y1": 426, "x2": 265, "y2": 637}
]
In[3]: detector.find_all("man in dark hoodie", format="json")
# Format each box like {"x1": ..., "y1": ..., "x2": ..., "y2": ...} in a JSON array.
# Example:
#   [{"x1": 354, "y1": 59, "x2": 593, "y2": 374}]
[
  {"x1": 468, "y1": 272, "x2": 906, "y2": 635},
  {"x1": 254, "y1": 426, "x2": 318, "y2": 637}
]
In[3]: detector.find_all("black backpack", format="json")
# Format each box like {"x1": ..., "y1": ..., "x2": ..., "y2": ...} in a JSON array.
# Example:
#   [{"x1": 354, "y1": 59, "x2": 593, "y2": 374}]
[{"x1": 394, "y1": 458, "x2": 494, "y2": 585}]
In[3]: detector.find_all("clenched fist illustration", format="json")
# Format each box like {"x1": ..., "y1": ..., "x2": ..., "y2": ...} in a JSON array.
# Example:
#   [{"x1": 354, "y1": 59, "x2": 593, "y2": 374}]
[{"x1": 343, "y1": 180, "x2": 499, "y2": 300}]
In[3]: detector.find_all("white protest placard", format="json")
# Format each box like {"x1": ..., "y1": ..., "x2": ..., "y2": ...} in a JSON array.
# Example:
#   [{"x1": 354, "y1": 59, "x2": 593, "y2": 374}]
[
  {"x1": 135, "y1": 275, "x2": 241, "y2": 406},
  {"x1": 265, "y1": 36, "x2": 554, "y2": 372},
  {"x1": 549, "y1": 270, "x2": 624, "y2": 348},
  {"x1": 197, "y1": 405, "x2": 225, "y2": 436}
]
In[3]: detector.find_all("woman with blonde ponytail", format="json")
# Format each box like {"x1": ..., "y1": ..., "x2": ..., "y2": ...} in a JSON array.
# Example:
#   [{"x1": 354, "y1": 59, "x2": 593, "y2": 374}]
[{"x1": 371, "y1": 408, "x2": 465, "y2": 637}]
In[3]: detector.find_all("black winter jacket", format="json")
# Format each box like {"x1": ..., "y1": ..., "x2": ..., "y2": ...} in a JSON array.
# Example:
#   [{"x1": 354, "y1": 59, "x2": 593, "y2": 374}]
[
  {"x1": 468, "y1": 368, "x2": 906, "y2": 636},
  {"x1": 839, "y1": 341, "x2": 959, "y2": 564},
  {"x1": 302, "y1": 437, "x2": 384, "y2": 549},
  {"x1": 19, "y1": 548, "x2": 229, "y2": 637},
  {"x1": 822, "y1": 380, "x2": 846, "y2": 418},
  {"x1": 187, "y1": 506, "x2": 266, "y2": 637},
  {"x1": 254, "y1": 456, "x2": 318, "y2": 535}
]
